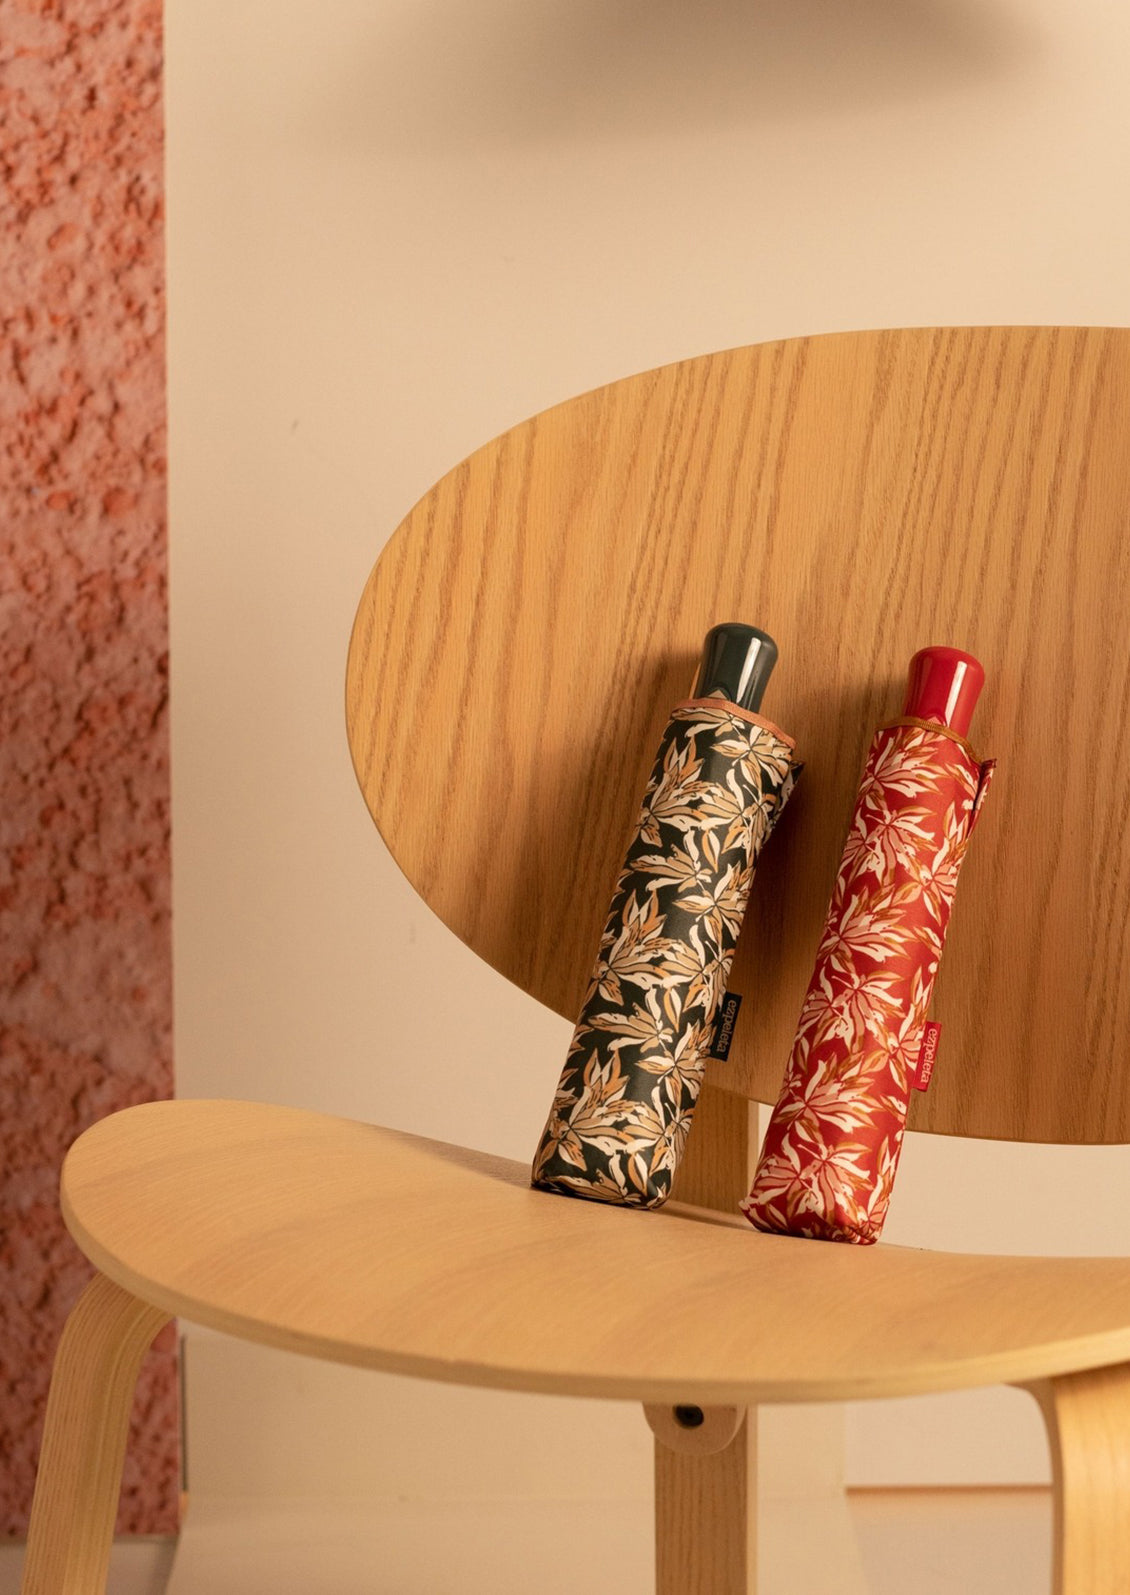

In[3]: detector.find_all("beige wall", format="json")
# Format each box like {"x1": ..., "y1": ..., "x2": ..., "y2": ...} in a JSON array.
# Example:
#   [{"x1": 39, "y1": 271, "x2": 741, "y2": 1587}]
[{"x1": 166, "y1": 0, "x2": 1130, "y2": 1499}]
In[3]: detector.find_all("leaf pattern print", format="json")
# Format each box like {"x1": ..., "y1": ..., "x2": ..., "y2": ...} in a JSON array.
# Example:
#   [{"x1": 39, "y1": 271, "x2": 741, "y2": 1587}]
[
  {"x1": 742, "y1": 720, "x2": 994, "y2": 1245},
  {"x1": 839, "y1": 798, "x2": 937, "y2": 880},
  {"x1": 588, "y1": 988, "x2": 675, "y2": 1054},
  {"x1": 592, "y1": 889, "x2": 669, "y2": 1005},
  {"x1": 532, "y1": 698, "x2": 801, "y2": 1209}
]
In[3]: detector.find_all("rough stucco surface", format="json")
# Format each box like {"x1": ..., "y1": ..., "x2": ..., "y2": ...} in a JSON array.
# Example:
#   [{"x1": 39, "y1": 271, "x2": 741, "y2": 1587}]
[{"x1": 0, "y1": 0, "x2": 178, "y2": 1537}]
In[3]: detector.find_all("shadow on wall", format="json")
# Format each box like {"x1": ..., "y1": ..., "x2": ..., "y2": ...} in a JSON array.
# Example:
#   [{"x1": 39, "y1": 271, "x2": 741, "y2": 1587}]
[{"x1": 322, "y1": 0, "x2": 1041, "y2": 151}]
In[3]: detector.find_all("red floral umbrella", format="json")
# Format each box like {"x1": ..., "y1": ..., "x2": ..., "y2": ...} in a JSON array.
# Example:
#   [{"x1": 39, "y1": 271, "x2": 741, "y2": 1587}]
[{"x1": 743, "y1": 647, "x2": 994, "y2": 1245}]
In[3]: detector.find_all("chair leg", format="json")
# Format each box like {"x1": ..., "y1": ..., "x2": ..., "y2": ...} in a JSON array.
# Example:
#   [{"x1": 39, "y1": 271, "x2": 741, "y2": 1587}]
[
  {"x1": 654, "y1": 1087, "x2": 760, "y2": 1593},
  {"x1": 1026, "y1": 1363, "x2": 1130, "y2": 1595},
  {"x1": 21, "y1": 1272, "x2": 171, "y2": 1595},
  {"x1": 654, "y1": 1405, "x2": 757, "y2": 1594}
]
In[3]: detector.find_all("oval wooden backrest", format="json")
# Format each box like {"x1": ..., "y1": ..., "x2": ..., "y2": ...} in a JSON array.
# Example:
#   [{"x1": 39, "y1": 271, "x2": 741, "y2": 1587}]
[{"x1": 347, "y1": 326, "x2": 1130, "y2": 1145}]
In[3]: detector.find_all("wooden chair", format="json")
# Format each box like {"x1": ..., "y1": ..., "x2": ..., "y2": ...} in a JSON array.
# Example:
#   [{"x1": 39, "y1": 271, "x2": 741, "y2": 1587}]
[{"x1": 21, "y1": 326, "x2": 1130, "y2": 1595}]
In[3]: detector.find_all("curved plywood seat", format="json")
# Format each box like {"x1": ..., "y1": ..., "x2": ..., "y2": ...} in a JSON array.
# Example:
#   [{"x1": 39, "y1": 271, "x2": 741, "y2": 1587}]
[{"x1": 62, "y1": 1099, "x2": 1130, "y2": 1403}]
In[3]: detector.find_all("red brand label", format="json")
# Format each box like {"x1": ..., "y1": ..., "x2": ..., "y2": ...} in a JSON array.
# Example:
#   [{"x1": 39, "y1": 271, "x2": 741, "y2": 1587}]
[{"x1": 914, "y1": 1021, "x2": 942, "y2": 1091}]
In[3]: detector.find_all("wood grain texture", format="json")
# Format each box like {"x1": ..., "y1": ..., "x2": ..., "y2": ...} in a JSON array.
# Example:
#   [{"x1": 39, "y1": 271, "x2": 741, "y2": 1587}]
[
  {"x1": 20, "y1": 1274, "x2": 169, "y2": 1595},
  {"x1": 346, "y1": 325, "x2": 1130, "y2": 1143},
  {"x1": 655, "y1": 1410, "x2": 756, "y2": 1595},
  {"x1": 1027, "y1": 1364, "x2": 1130, "y2": 1594},
  {"x1": 653, "y1": 1083, "x2": 757, "y2": 1588},
  {"x1": 60, "y1": 1097, "x2": 1130, "y2": 1404},
  {"x1": 669, "y1": 1081, "x2": 759, "y2": 1213}
]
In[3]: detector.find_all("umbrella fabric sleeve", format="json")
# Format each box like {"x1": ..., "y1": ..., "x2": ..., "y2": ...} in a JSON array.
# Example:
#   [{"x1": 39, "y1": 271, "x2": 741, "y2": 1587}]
[
  {"x1": 742, "y1": 718, "x2": 994, "y2": 1245},
  {"x1": 532, "y1": 698, "x2": 801, "y2": 1209}
]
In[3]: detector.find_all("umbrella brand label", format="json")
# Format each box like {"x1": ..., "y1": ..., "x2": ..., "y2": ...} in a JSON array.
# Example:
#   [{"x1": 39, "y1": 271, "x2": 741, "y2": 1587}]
[
  {"x1": 914, "y1": 1021, "x2": 942, "y2": 1091},
  {"x1": 708, "y1": 992, "x2": 743, "y2": 1059}
]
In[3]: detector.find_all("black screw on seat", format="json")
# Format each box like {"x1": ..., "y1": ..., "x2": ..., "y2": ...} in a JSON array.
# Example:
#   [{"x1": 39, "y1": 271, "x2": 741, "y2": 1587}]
[{"x1": 673, "y1": 1404, "x2": 705, "y2": 1429}]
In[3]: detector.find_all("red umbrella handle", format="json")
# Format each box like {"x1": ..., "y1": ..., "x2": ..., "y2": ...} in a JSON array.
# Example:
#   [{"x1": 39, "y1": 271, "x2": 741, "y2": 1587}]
[{"x1": 903, "y1": 645, "x2": 984, "y2": 735}]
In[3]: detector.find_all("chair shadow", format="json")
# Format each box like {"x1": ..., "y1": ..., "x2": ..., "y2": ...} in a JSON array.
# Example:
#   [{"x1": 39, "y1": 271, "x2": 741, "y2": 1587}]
[
  {"x1": 388, "y1": 1119, "x2": 760, "y2": 1235},
  {"x1": 313, "y1": 0, "x2": 1042, "y2": 154},
  {"x1": 375, "y1": 1122, "x2": 535, "y2": 1187}
]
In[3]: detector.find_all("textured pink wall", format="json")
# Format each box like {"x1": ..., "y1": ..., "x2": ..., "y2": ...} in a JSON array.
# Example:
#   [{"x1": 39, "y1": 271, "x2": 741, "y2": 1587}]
[{"x1": 0, "y1": 0, "x2": 178, "y2": 1537}]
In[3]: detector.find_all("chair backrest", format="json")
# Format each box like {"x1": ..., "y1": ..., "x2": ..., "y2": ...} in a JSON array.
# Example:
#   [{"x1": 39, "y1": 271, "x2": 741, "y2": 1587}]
[{"x1": 346, "y1": 325, "x2": 1130, "y2": 1146}]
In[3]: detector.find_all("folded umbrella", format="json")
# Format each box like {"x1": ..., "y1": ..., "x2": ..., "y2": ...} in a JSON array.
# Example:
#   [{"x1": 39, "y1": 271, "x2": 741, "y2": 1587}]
[
  {"x1": 533, "y1": 624, "x2": 802, "y2": 1209},
  {"x1": 742, "y1": 646, "x2": 994, "y2": 1245}
]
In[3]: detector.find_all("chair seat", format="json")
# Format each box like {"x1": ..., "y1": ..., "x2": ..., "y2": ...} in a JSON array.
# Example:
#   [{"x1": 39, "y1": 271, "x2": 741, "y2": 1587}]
[{"x1": 63, "y1": 1098, "x2": 1130, "y2": 1405}]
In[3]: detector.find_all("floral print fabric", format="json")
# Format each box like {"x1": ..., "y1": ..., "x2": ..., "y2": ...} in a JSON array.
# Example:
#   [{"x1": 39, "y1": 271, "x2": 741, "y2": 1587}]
[
  {"x1": 532, "y1": 699, "x2": 801, "y2": 1209},
  {"x1": 742, "y1": 719, "x2": 994, "y2": 1245}
]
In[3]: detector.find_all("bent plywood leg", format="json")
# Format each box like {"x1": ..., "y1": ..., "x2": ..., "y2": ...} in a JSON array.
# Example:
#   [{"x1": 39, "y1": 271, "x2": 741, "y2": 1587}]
[
  {"x1": 21, "y1": 1272, "x2": 171, "y2": 1595},
  {"x1": 655, "y1": 1407, "x2": 757, "y2": 1594},
  {"x1": 1026, "y1": 1364, "x2": 1130, "y2": 1595}
]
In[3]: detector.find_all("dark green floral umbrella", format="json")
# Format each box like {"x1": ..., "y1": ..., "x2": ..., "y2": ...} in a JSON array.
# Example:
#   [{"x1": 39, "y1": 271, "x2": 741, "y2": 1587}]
[{"x1": 533, "y1": 626, "x2": 801, "y2": 1208}]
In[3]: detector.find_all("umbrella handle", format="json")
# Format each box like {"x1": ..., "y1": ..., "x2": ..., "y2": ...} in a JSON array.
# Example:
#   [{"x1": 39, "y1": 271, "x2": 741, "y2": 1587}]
[
  {"x1": 691, "y1": 622, "x2": 779, "y2": 713},
  {"x1": 903, "y1": 645, "x2": 984, "y2": 735}
]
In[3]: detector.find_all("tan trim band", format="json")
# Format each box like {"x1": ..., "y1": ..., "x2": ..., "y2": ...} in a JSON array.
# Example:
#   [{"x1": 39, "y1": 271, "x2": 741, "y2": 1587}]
[
  {"x1": 677, "y1": 697, "x2": 798, "y2": 751},
  {"x1": 881, "y1": 715, "x2": 983, "y2": 763}
]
